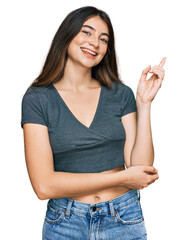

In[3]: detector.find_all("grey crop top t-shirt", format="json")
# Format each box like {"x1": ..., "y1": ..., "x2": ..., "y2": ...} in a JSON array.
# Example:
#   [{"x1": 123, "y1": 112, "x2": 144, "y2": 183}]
[{"x1": 21, "y1": 81, "x2": 137, "y2": 173}]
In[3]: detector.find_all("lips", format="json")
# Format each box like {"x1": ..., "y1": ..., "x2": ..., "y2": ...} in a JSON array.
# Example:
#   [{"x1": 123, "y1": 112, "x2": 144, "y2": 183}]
[{"x1": 80, "y1": 47, "x2": 97, "y2": 57}]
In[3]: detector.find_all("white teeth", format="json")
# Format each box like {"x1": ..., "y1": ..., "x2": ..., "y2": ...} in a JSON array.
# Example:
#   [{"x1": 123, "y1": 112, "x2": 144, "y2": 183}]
[{"x1": 81, "y1": 48, "x2": 97, "y2": 56}]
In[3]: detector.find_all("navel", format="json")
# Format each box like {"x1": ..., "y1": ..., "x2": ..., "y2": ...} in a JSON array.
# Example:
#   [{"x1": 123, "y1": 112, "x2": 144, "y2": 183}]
[{"x1": 94, "y1": 195, "x2": 101, "y2": 202}]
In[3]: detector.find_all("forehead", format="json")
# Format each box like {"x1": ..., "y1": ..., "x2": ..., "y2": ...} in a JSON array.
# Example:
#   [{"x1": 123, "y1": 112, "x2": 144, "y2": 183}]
[{"x1": 82, "y1": 16, "x2": 109, "y2": 34}]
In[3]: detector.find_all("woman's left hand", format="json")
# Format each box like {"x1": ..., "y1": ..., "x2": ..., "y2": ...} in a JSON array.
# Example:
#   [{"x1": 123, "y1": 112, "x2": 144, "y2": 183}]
[{"x1": 136, "y1": 57, "x2": 166, "y2": 104}]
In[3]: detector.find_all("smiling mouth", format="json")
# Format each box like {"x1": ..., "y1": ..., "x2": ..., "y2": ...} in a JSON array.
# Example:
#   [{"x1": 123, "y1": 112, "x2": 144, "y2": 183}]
[{"x1": 80, "y1": 47, "x2": 97, "y2": 57}]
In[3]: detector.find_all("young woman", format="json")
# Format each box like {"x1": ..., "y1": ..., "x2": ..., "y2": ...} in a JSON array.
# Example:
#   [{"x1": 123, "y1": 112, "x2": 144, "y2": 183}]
[{"x1": 21, "y1": 6, "x2": 165, "y2": 240}]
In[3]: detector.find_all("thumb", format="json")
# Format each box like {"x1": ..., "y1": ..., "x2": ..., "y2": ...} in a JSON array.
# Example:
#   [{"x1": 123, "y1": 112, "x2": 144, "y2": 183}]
[{"x1": 140, "y1": 65, "x2": 151, "y2": 82}]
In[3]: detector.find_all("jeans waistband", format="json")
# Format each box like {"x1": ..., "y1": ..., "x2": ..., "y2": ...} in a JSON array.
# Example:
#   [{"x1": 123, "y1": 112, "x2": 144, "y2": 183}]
[{"x1": 48, "y1": 189, "x2": 140, "y2": 219}]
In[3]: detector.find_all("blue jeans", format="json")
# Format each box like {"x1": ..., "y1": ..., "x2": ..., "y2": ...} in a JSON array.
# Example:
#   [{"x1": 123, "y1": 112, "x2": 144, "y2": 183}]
[{"x1": 42, "y1": 189, "x2": 147, "y2": 239}]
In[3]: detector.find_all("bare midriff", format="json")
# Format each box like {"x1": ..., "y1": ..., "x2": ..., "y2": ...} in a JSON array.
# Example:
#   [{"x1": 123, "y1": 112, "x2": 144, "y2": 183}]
[{"x1": 70, "y1": 165, "x2": 132, "y2": 204}]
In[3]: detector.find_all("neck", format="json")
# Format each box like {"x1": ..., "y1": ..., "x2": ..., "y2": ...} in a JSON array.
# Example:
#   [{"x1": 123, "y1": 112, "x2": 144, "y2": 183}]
[{"x1": 58, "y1": 58, "x2": 94, "y2": 90}]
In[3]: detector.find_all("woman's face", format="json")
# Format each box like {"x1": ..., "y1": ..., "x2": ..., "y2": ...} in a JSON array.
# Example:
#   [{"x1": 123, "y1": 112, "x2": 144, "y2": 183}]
[{"x1": 67, "y1": 16, "x2": 109, "y2": 68}]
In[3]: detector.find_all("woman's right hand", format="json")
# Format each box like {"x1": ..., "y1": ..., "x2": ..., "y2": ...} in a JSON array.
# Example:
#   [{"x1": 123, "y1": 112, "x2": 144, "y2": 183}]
[{"x1": 120, "y1": 165, "x2": 159, "y2": 190}]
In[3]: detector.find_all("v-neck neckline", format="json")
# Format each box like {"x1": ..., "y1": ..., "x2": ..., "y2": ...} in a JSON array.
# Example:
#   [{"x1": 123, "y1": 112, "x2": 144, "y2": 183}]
[{"x1": 51, "y1": 83, "x2": 103, "y2": 130}]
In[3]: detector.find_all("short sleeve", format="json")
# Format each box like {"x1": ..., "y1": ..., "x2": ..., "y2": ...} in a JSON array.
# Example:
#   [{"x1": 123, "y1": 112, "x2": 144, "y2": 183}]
[
  {"x1": 121, "y1": 86, "x2": 137, "y2": 116},
  {"x1": 21, "y1": 89, "x2": 48, "y2": 128}
]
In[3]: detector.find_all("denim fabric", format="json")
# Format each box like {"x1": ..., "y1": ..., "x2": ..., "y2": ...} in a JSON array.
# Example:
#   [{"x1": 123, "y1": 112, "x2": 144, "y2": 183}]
[{"x1": 42, "y1": 190, "x2": 147, "y2": 240}]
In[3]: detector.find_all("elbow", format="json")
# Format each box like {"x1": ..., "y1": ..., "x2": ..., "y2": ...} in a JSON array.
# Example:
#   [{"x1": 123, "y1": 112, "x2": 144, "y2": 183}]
[
  {"x1": 36, "y1": 192, "x2": 48, "y2": 201},
  {"x1": 34, "y1": 183, "x2": 50, "y2": 200}
]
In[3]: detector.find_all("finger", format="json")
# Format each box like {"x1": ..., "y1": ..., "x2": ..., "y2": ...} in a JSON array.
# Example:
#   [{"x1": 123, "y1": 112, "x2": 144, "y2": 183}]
[
  {"x1": 144, "y1": 166, "x2": 158, "y2": 173},
  {"x1": 152, "y1": 173, "x2": 159, "y2": 181},
  {"x1": 147, "y1": 174, "x2": 159, "y2": 186},
  {"x1": 148, "y1": 69, "x2": 165, "y2": 82},
  {"x1": 150, "y1": 69, "x2": 165, "y2": 81},
  {"x1": 149, "y1": 66, "x2": 165, "y2": 73},
  {"x1": 158, "y1": 57, "x2": 166, "y2": 68},
  {"x1": 140, "y1": 65, "x2": 151, "y2": 82}
]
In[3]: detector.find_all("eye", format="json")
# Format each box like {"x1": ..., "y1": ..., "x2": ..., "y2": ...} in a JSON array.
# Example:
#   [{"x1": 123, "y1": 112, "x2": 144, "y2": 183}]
[
  {"x1": 82, "y1": 30, "x2": 90, "y2": 36},
  {"x1": 100, "y1": 38, "x2": 108, "y2": 44}
]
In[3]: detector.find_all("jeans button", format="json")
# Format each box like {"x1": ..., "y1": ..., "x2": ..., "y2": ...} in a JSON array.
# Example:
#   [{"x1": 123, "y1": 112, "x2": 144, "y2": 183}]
[{"x1": 92, "y1": 206, "x2": 97, "y2": 211}]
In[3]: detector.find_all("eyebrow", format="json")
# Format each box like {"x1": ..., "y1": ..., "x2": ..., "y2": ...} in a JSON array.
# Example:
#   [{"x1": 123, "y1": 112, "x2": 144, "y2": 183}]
[{"x1": 82, "y1": 25, "x2": 109, "y2": 38}]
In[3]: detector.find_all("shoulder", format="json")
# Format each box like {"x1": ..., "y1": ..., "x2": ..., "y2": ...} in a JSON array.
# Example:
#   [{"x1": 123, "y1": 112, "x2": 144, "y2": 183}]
[
  {"x1": 21, "y1": 85, "x2": 54, "y2": 118},
  {"x1": 114, "y1": 81, "x2": 133, "y2": 91},
  {"x1": 22, "y1": 84, "x2": 53, "y2": 104},
  {"x1": 21, "y1": 85, "x2": 50, "y2": 128},
  {"x1": 23, "y1": 84, "x2": 51, "y2": 97},
  {"x1": 107, "y1": 81, "x2": 135, "y2": 99}
]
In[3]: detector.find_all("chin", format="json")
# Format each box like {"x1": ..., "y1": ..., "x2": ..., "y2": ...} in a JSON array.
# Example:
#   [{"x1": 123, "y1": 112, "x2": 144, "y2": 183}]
[{"x1": 79, "y1": 59, "x2": 100, "y2": 68}]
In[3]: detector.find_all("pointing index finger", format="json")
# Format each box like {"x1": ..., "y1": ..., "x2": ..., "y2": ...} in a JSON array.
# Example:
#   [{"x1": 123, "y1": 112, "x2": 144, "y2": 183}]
[{"x1": 159, "y1": 57, "x2": 166, "y2": 68}]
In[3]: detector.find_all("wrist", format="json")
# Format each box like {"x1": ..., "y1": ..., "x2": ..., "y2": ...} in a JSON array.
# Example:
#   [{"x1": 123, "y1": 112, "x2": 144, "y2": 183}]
[
  {"x1": 113, "y1": 169, "x2": 129, "y2": 187},
  {"x1": 136, "y1": 96, "x2": 151, "y2": 110}
]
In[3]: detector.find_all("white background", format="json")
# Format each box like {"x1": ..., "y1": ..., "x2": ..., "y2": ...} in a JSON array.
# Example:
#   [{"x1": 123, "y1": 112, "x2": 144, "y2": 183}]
[{"x1": 1, "y1": 0, "x2": 185, "y2": 239}]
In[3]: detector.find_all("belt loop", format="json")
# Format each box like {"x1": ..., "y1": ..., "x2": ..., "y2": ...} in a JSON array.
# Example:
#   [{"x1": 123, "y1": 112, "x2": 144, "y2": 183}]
[
  {"x1": 137, "y1": 190, "x2": 141, "y2": 201},
  {"x1": 108, "y1": 201, "x2": 116, "y2": 219},
  {"x1": 65, "y1": 199, "x2": 73, "y2": 218}
]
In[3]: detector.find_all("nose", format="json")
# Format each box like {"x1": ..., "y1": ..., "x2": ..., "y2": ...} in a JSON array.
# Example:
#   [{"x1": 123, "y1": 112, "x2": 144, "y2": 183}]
[{"x1": 89, "y1": 36, "x2": 99, "y2": 48}]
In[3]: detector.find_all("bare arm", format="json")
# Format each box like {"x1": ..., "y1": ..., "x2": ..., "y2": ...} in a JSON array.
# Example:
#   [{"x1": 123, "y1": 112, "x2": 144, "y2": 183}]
[
  {"x1": 122, "y1": 58, "x2": 166, "y2": 167},
  {"x1": 121, "y1": 109, "x2": 154, "y2": 167},
  {"x1": 22, "y1": 123, "x2": 122, "y2": 200},
  {"x1": 130, "y1": 100, "x2": 154, "y2": 166},
  {"x1": 121, "y1": 111, "x2": 158, "y2": 189}
]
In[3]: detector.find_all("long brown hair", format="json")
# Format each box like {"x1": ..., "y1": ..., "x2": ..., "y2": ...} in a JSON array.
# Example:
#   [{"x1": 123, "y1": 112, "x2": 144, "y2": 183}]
[{"x1": 28, "y1": 6, "x2": 123, "y2": 90}]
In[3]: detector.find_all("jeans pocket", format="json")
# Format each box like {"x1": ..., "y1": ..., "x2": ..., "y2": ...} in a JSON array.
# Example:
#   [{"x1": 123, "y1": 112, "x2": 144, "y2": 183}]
[
  {"x1": 45, "y1": 200, "x2": 66, "y2": 225},
  {"x1": 115, "y1": 198, "x2": 144, "y2": 225}
]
